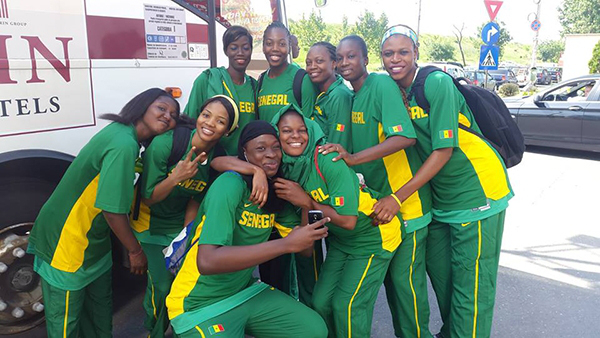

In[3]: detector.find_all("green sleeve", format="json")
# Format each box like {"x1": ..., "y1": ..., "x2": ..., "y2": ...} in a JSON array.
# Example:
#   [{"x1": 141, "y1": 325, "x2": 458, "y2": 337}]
[
  {"x1": 425, "y1": 73, "x2": 460, "y2": 150},
  {"x1": 197, "y1": 173, "x2": 245, "y2": 246},
  {"x1": 95, "y1": 141, "x2": 138, "y2": 214},
  {"x1": 300, "y1": 75, "x2": 318, "y2": 118},
  {"x1": 378, "y1": 77, "x2": 416, "y2": 139},
  {"x1": 184, "y1": 71, "x2": 210, "y2": 120},
  {"x1": 318, "y1": 152, "x2": 359, "y2": 216},
  {"x1": 141, "y1": 132, "x2": 173, "y2": 199},
  {"x1": 324, "y1": 90, "x2": 353, "y2": 151},
  {"x1": 273, "y1": 203, "x2": 301, "y2": 238}
]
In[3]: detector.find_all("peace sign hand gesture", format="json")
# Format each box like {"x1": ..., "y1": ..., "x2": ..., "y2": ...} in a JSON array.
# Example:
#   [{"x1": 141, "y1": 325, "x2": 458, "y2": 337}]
[{"x1": 170, "y1": 147, "x2": 206, "y2": 183}]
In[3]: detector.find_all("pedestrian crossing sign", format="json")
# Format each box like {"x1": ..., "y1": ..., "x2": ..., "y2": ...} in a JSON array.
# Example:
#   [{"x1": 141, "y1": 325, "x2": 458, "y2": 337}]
[{"x1": 479, "y1": 45, "x2": 499, "y2": 70}]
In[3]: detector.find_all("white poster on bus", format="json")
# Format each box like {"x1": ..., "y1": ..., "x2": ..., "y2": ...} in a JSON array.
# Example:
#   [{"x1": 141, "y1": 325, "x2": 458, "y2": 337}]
[
  {"x1": 0, "y1": 0, "x2": 94, "y2": 138},
  {"x1": 144, "y1": 4, "x2": 188, "y2": 59}
]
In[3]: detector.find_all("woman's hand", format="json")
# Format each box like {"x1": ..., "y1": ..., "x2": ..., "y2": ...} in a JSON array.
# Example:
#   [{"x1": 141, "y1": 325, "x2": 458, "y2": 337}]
[
  {"x1": 128, "y1": 248, "x2": 148, "y2": 275},
  {"x1": 273, "y1": 178, "x2": 313, "y2": 209},
  {"x1": 250, "y1": 167, "x2": 268, "y2": 208},
  {"x1": 371, "y1": 195, "x2": 402, "y2": 226},
  {"x1": 283, "y1": 218, "x2": 329, "y2": 253},
  {"x1": 170, "y1": 147, "x2": 206, "y2": 183},
  {"x1": 318, "y1": 143, "x2": 356, "y2": 166}
]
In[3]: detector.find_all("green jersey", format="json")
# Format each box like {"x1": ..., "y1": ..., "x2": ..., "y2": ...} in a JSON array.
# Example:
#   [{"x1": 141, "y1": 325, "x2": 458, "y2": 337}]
[
  {"x1": 257, "y1": 63, "x2": 318, "y2": 122},
  {"x1": 304, "y1": 151, "x2": 402, "y2": 255},
  {"x1": 184, "y1": 67, "x2": 257, "y2": 155},
  {"x1": 407, "y1": 70, "x2": 513, "y2": 223},
  {"x1": 312, "y1": 76, "x2": 354, "y2": 151},
  {"x1": 29, "y1": 123, "x2": 139, "y2": 273},
  {"x1": 351, "y1": 73, "x2": 432, "y2": 230},
  {"x1": 166, "y1": 172, "x2": 299, "y2": 321},
  {"x1": 131, "y1": 129, "x2": 225, "y2": 241}
]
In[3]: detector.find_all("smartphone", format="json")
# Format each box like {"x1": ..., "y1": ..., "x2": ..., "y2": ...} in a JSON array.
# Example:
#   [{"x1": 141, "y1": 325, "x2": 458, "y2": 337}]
[{"x1": 308, "y1": 210, "x2": 324, "y2": 228}]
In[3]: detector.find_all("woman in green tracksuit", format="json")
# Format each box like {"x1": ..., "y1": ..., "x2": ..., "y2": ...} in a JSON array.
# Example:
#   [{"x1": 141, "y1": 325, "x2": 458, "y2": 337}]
[
  {"x1": 28, "y1": 88, "x2": 179, "y2": 338},
  {"x1": 184, "y1": 25, "x2": 257, "y2": 155},
  {"x1": 305, "y1": 41, "x2": 353, "y2": 151},
  {"x1": 320, "y1": 35, "x2": 435, "y2": 338},
  {"x1": 271, "y1": 105, "x2": 401, "y2": 338},
  {"x1": 257, "y1": 21, "x2": 318, "y2": 122},
  {"x1": 132, "y1": 95, "x2": 271, "y2": 337},
  {"x1": 380, "y1": 25, "x2": 513, "y2": 338},
  {"x1": 256, "y1": 21, "x2": 320, "y2": 302},
  {"x1": 165, "y1": 120, "x2": 328, "y2": 338}
]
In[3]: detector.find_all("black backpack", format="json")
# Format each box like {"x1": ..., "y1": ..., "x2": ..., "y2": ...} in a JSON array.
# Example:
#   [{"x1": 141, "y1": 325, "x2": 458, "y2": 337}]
[
  {"x1": 132, "y1": 117, "x2": 195, "y2": 220},
  {"x1": 256, "y1": 68, "x2": 307, "y2": 119},
  {"x1": 410, "y1": 66, "x2": 525, "y2": 168}
]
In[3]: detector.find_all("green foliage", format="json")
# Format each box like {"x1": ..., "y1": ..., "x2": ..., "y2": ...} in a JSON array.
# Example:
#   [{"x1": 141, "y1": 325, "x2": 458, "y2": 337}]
[
  {"x1": 498, "y1": 83, "x2": 520, "y2": 97},
  {"x1": 558, "y1": 0, "x2": 600, "y2": 35},
  {"x1": 420, "y1": 35, "x2": 456, "y2": 61},
  {"x1": 289, "y1": 10, "x2": 330, "y2": 53},
  {"x1": 476, "y1": 21, "x2": 513, "y2": 57},
  {"x1": 521, "y1": 86, "x2": 540, "y2": 97},
  {"x1": 353, "y1": 10, "x2": 388, "y2": 55},
  {"x1": 590, "y1": 40, "x2": 600, "y2": 73},
  {"x1": 538, "y1": 40, "x2": 565, "y2": 63}
]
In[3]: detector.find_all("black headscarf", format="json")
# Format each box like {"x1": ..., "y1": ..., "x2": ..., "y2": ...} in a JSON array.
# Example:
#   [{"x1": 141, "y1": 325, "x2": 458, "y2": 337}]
[{"x1": 237, "y1": 121, "x2": 285, "y2": 213}]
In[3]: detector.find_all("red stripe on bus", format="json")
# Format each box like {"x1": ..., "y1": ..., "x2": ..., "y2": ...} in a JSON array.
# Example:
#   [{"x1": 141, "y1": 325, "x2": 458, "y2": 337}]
[{"x1": 86, "y1": 15, "x2": 208, "y2": 59}]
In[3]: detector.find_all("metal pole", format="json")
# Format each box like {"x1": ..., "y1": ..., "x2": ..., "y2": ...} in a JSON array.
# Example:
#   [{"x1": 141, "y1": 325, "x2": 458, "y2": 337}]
[
  {"x1": 416, "y1": 0, "x2": 422, "y2": 38},
  {"x1": 530, "y1": 0, "x2": 541, "y2": 68},
  {"x1": 207, "y1": 0, "x2": 217, "y2": 68}
]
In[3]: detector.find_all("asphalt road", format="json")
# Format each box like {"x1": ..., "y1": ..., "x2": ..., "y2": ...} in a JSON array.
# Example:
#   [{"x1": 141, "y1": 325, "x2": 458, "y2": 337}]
[{"x1": 11, "y1": 146, "x2": 600, "y2": 338}]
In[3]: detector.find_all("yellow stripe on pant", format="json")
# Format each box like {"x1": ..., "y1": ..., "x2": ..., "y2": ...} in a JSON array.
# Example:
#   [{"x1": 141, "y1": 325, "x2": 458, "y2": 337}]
[
  {"x1": 347, "y1": 254, "x2": 374, "y2": 338},
  {"x1": 472, "y1": 220, "x2": 482, "y2": 338},
  {"x1": 409, "y1": 232, "x2": 421, "y2": 338},
  {"x1": 63, "y1": 290, "x2": 70, "y2": 338}
]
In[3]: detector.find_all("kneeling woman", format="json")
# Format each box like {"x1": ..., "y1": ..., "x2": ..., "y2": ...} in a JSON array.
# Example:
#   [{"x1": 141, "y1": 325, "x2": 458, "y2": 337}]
[
  {"x1": 271, "y1": 105, "x2": 402, "y2": 338},
  {"x1": 166, "y1": 121, "x2": 329, "y2": 338}
]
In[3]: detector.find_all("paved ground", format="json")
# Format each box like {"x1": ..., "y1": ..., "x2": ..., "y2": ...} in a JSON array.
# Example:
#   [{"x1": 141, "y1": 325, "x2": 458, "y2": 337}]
[{"x1": 12, "y1": 146, "x2": 600, "y2": 337}]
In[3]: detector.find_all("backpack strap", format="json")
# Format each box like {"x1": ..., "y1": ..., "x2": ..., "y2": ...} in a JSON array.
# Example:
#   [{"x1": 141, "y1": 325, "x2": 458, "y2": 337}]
[
  {"x1": 255, "y1": 71, "x2": 266, "y2": 120},
  {"x1": 132, "y1": 169, "x2": 144, "y2": 220},
  {"x1": 293, "y1": 69, "x2": 307, "y2": 109},
  {"x1": 167, "y1": 126, "x2": 193, "y2": 168},
  {"x1": 314, "y1": 147, "x2": 326, "y2": 184},
  {"x1": 408, "y1": 65, "x2": 443, "y2": 112}
]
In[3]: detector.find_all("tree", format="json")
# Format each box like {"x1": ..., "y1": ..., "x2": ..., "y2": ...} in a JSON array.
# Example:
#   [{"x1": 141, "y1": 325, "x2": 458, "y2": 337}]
[
  {"x1": 426, "y1": 36, "x2": 456, "y2": 61},
  {"x1": 558, "y1": 0, "x2": 600, "y2": 35},
  {"x1": 289, "y1": 10, "x2": 330, "y2": 52},
  {"x1": 353, "y1": 10, "x2": 388, "y2": 55},
  {"x1": 476, "y1": 21, "x2": 513, "y2": 57},
  {"x1": 590, "y1": 40, "x2": 600, "y2": 73},
  {"x1": 453, "y1": 24, "x2": 467, "y2": 66},
  {"x1": 538, "y1": 40, "x2": 565, "y2": 63}
]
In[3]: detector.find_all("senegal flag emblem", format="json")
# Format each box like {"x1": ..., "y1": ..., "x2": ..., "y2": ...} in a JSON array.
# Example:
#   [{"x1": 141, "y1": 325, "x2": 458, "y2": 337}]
[
  {"x1": 389, "y1": 124, "x2": 403, "y2": 133},
  {"x1": 209, "y1": 324, "x2": 225, "y2": 335},
  {"x1": 439, "y1": 130, "x2": 454, "y2": 139},
  {"x1": 333, "y1": 196, "x2": 345, "y2": 206},
  {"x1": 336, "y1": 124, "x2": 345, "y2": 132}
]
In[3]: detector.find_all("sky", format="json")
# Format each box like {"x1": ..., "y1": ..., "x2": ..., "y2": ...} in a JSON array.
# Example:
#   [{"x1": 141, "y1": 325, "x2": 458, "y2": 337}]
[{"x1": 286, "y1": 0, "x2": 564, "y2": 44}]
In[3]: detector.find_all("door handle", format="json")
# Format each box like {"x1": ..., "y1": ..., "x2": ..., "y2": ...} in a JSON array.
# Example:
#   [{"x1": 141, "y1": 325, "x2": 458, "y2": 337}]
[{"x1": 568, "y1": 106, "x2": 583, "y2": 111}]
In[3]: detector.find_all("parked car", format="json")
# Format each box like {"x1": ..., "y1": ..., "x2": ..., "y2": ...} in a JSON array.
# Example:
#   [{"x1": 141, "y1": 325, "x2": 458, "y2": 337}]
[
  {"x1": 547, "y1": 67, "x2": 562, "y2": 83},
  {"x1": 535, "y1": 68, "x2": 552, "y2": 85},
  {"x1": 465, "y1": 70, "x2": 497, "y2": 91},
  {"x1": 503, "y1": 75, "x2": 600, "y2": 152},
  {"x1": 488, "y1": 68, "x2": 518, "y2": 88},
  {"x1": 423, "y1": 61, "x2": 467, "y2": 79},
  {"x1": 515, "y1": 68, "x2": 529, "y2": 87}
]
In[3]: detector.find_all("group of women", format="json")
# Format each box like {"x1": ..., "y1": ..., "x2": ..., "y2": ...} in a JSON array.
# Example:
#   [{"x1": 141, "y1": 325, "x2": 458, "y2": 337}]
[{"x1": 29, "y1": 20, "x2": 512, "y2": 338}]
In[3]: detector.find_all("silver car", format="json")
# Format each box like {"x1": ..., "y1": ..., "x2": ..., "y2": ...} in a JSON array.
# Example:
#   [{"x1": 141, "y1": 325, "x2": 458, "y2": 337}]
[{"x1": 504, "y1": 75, "x2": 600, "y2": 152}]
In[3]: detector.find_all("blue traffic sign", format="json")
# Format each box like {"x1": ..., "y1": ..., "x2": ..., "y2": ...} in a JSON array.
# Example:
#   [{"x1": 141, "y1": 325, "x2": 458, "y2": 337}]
[
  {"x1": 479, "y1": 45, "x2": 499, "y2": 70},
  {"x1": 481, "y1": 22, "x2": 501, "y2": 45}
]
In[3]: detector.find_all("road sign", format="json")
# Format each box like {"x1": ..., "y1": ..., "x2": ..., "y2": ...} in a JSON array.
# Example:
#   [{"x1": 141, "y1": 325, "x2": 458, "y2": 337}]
[
  {"x1": 484, "y1": 0, "x2": 503, "y2": 22},
  {"x1": 531, "y1": 19, "x2": 541, "y2": 31},
  {"x1": 481, "y1": 22, "x2": 501, "y2": 45},
  {"x1": 479, "y1": 45, "x2": 499, "y2": 70}
]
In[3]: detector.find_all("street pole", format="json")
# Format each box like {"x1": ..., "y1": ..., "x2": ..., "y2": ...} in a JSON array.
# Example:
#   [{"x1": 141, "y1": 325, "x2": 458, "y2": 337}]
[
  {"x1": 417, "y1": 0, "x2": 422, "y2": 38},
  {"x1": 530, "y1": 0, "x2": 541, "y2": 68}
]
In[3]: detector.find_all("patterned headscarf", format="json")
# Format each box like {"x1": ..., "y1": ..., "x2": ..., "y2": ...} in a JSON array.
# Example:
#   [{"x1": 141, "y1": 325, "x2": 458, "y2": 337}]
[{"x1": 381, "y1": 25, "x2": 419, "y2": 49}]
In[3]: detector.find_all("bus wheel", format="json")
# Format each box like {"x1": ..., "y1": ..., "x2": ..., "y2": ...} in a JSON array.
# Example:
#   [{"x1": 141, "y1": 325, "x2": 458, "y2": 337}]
[{"x1": 0, "y1": 223, "x2": 44, "y2": 335}]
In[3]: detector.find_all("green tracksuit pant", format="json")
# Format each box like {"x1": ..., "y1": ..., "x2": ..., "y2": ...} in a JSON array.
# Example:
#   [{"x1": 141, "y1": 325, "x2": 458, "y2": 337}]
[
  {"x1": 141, "y1": 242, "x2": 174, "y2": 338},
  {"x1": 295, "y1": 240, "x2": 324, "y2": 306},
  {"x1": 41, "y1": 269, "x2": 112, "y2": 338},
  {"x1": 384, "y1": 226, "x2": 433, "y2": 338},
  {"x1": 177, "y1": 287, "x2": 327, "y2": 338},
  {"x1": 426, "y1": 211, "x2": 506, "y2": 338},
  {"x1": 311, "y1": 247, "x2": 394, "y2": 338}
]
